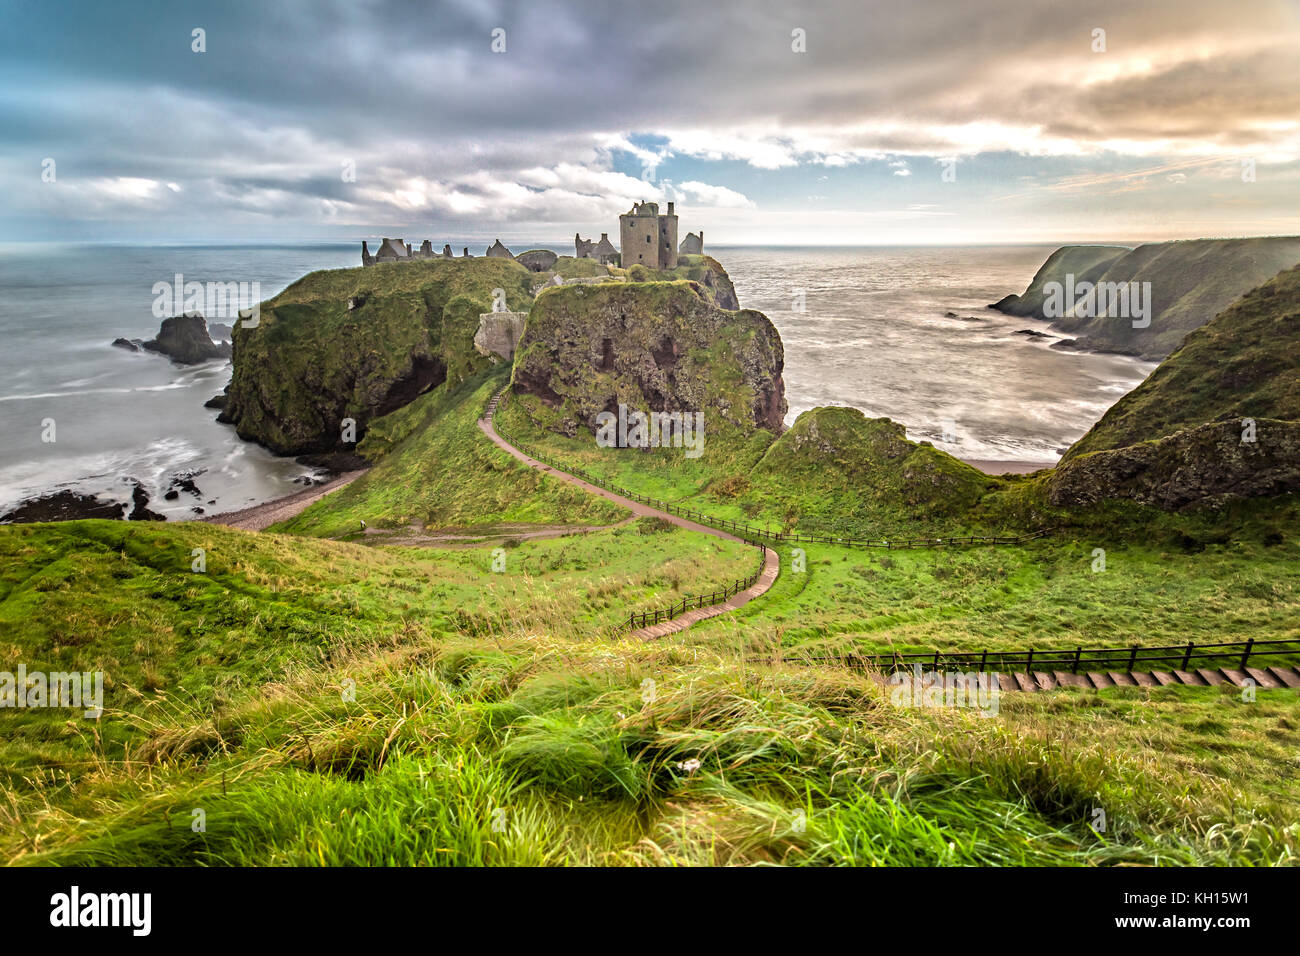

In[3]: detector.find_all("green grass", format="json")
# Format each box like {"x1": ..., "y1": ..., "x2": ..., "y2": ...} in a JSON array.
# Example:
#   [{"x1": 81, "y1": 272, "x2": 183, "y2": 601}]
[
  {"x1": 6, "y1": 259, "x2": 1300, "y2": 866},
  {"x1": 0, "y1": 512, "x2": 754, "y2": 795},
  {"x1": 1065, "y1": 263, "x2": 1300, "y2": 458},
  {"x1": 7, "y1": 628, "x2": 1296, "y2": 865},
  {"x1": 678, "y1": 535, "x2": 1300, "y2": 659},
  {"x1": 278, "y1": 369, "x2": 626, "y2": 538}
]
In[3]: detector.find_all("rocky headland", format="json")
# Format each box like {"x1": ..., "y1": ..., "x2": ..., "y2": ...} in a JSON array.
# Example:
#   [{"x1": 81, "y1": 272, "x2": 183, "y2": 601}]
[{"x1": 991, "y1": 236, "x2": 1300, "y2": 360}]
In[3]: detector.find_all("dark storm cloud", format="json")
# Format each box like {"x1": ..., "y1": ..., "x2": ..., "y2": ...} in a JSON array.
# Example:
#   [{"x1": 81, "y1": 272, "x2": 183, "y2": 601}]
[{"x1": 1, "y1": 0, "x2": 1297, "y2": 236}]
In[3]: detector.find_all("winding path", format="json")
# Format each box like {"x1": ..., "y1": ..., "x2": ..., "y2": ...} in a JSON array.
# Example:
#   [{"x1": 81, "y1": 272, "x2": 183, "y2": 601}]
[{"x1": 477, "y1": 391, "x2": 780, "y2": 639}]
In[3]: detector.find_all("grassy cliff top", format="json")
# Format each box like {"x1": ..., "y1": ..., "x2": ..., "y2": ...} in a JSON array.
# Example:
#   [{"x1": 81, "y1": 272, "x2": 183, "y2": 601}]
[
  {"x1": 276, "y1": 370, "x2": 626, "y2": 538},
  {"x1": 1064, "y1": 262, "x2": 1300, "y2": 459}
]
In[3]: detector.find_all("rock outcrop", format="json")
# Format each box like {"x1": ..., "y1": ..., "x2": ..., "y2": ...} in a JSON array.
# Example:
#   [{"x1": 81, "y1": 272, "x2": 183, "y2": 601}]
[
  {"x1": 1, "y1": 490, "x2": 127, "y2": 523},
  {"x1": 991, "y1": 237, "x2": 1300, "y2": 359},
  {"x1": 1049, "y1": 419, "x2": 1300, "y2": 511},
  {"x1": 219, "y1": 258, "x2": 536, "y2": 455},
  {"x1": 474, "y1": 311, "x2": 528, "y2": 361},
  {"x1": 625, "y1": 254, "x2": 740, "y2": 310},
  {"x1": 511, "y1": 279, "x2": 785, "y2": 438},
  {"x1": 139, "y1": 314, "x2": 232, "y2": 364}
]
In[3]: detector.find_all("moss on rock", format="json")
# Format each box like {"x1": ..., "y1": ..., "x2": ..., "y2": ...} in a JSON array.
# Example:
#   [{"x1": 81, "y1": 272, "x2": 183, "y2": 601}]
[
  {"x1": 753, "y1": 406, "x2": 993, "y2": 521},
  {"x1": 220, "y1": 258, "x2": 536, "y2": 455},
  {"x1": 509, "y1": 279, "x2": 784, "y2": 440}
]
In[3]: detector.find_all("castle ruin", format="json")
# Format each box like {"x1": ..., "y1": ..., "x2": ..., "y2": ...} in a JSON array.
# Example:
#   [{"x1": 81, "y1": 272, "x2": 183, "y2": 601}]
[
  {"x1": 575, "y1": 232, "x2": 619, "y2": 265},
  {"x1": 619, "y1": 201, "x2": 678, "y2": 270},
  {"x1": 362, "y1": 203, "x2": 700, "y2": 269}
]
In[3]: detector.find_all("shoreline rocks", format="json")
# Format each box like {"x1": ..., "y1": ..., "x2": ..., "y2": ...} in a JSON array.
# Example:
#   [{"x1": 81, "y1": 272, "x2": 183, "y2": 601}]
[
  {"x1": 1, "y1": 491, "x2": 128, "y2": 523},
  {"x1": 137, "y1": 313, "x2": 233, "y2": 364},
  {"x1": 1, "y1": 478, "x2": 170, "y2": 524}
]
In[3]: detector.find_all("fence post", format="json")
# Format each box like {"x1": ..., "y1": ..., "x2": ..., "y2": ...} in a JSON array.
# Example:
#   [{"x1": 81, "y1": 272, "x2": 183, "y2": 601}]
[
  {"x1": 1072, "y1": 647, "x2": 1081, "y2": 673},
  {"x1": 1127, "y1": 645, "x2": 1138, "y2": 672},
  {"x1": 979, "y1": 649, "x2": 988, "y2": 672},
  {"x1": 1025, "y1": 648, "x2": 1034, "y2": 673},
  {"x1": 1181, "y1": 641, "x2": 1194, "y2": 670},
  {"x1": 1241, "y1": 638, "x2": 1253, "y2": 671}
]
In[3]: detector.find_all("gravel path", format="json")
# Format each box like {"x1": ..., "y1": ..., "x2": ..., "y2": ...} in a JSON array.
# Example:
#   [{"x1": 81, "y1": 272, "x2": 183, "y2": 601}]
[{"x1": 477, "y1": 391, "x2": 780, "y2": 638}]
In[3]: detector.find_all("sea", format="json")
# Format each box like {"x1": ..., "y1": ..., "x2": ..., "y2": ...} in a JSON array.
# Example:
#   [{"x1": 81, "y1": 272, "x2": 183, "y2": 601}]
[{"x1": 0, "y1": 242, "x2": 1156, "y2": 519}]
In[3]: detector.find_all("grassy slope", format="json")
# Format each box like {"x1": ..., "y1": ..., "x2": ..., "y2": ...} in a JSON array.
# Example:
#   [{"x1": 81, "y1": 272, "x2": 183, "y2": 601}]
[
  {"x1": 6, "y1": 604, "x2": 1296, "y2": 865},
  {"x1": 5, "y1": 256, "x2": 1300, "y2": 866},
  {"x1": 277, "y1": 370, "x2": 625, "y2": 538},
  {"x1": 1043, "y1": 237, "x2": 1300, "y2": 358},
  {"x1": 0, "y1": 514, "x2": 754, "y2": 788},
  {"x1": 496, "y1": 396, "x2": 1008, "y2": 536},
  {"x1": 1064, "y1": 263, "x2": 1300, "y2": 459},
  {"x1": 995, "y1": 244, "x2": 1131, "y2": 315},
  {"x1": 4, "y1": 408, "x2": 1299, "y2": 864}
]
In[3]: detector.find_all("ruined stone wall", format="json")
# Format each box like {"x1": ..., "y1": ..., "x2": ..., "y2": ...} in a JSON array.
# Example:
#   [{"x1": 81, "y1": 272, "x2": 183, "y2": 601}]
[
  {"x1": 658, "y1": 207, "x2": 678, "y2": 270},
  {"x1": 473, "y1": 311, "x2": 529, "y2": 361}
]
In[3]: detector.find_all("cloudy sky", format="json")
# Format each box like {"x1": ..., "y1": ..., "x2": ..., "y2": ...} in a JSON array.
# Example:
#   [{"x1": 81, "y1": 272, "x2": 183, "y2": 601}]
[{"x1": 3, "y1": 0, "x2": 1299, "y2": 244}]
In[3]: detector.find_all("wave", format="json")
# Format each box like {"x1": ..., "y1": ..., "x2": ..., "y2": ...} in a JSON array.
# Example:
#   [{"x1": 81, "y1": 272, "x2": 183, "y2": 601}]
[{"x1": 0, "y1": 382, "x2": 195, "y2": 402}]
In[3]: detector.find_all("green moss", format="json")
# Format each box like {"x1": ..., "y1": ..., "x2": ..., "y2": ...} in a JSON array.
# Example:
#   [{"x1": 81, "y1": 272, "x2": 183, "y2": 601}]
[{"x1": 222, "y1": 258, "x2": 537, "y2": 455}]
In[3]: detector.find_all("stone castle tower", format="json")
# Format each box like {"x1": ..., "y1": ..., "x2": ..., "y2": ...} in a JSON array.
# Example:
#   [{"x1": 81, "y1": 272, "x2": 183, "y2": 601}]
[{"x1": 619, "y1": 201, "x2": 678, "y2": 270}]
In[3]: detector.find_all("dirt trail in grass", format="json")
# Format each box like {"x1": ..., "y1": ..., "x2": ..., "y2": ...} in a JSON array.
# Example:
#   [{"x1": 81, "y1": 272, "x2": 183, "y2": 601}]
[
  {"x1": 478, "y1": 391, "x2": 780, "y2": 637},
  {"x1": 352, "y1": 517, "x2": 636, "y2": 547},
  {"x1": 200, "y1": 471, "x2": 366, "y2": 531}
]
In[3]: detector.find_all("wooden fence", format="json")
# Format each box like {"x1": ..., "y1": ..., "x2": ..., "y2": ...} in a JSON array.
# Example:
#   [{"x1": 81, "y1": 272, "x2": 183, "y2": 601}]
[
  {"x1": 791, "y1": 638, "x2": 1300, "y2": 675},
  {"x1": 620, "y1": 543, "x2": 769, "y2": 631}
]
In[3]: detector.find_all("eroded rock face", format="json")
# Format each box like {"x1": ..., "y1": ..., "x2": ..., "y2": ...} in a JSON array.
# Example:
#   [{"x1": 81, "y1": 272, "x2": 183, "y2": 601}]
[
  {"x1": 219, "y1": 258, "x2": 534, "y2": 456},
  {"x1": 140, "y1": 314, "x2": 232, "y2": 364},
  {"x1": 511, "y1": 281, "x2": 786, "y2": 437},
  {"x1": 474, "y1": 311, "x2": 528, "y2": 361},
  {"x1": 1049, "y1": 418, "x2": 1300, "y2": 510}
]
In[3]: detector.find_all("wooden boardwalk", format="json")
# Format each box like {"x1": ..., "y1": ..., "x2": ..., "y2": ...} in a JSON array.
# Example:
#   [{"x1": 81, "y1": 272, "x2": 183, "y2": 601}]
[{"x1": 478, "y1": 391, "x2": 781, "y2": 639}]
